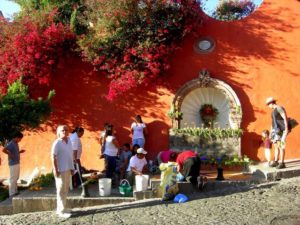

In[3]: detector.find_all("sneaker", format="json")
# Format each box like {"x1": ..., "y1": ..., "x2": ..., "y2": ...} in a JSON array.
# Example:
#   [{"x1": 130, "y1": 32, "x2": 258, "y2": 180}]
[
  {"x1": 57, "y1": 212, "x2": 71, "y2": 219},
  {"x1": 63, "y1": 208, "x2": 72, "y2": 213},
  {"x1": 270, "y1": 161, "x2": 279, "y2": 167},
  {"x1": 276, "y1": 163, "x2": 286, "y2": 169}
]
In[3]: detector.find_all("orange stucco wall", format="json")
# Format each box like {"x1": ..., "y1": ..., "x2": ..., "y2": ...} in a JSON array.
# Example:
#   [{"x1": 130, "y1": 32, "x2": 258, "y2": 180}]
[{"x1": 1, "y1": 0, "x2": 300, "y2": 178}]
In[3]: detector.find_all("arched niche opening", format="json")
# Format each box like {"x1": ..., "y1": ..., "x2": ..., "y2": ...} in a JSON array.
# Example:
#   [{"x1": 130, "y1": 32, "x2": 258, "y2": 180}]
[{"x1": 169, "y1": 70, "x2": 243, "y2": 157}]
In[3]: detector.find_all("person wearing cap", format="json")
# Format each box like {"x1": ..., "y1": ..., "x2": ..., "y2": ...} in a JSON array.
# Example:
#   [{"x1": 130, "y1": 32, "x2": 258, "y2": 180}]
[
  {"x1": 126, "y1": 147, "x2": 148, "y2": 186},
  {"x1": 265, "y1": 97, "x2": 288, "y2": 169}
]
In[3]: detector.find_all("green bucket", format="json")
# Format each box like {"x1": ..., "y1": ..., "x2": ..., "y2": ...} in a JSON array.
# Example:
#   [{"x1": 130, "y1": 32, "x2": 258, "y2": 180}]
[{"x1": 119, "y1": 179, "x2": 132, "y2": 197}]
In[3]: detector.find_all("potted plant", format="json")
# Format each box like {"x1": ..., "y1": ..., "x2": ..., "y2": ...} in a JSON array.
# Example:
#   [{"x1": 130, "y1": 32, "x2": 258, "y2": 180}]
[{"x1": 168, "y1": 104, "x2": 183, "y2": 128}]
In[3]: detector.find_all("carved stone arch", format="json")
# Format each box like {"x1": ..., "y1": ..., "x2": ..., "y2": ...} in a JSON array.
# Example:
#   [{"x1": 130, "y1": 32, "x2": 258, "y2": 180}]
[{"x1": 171, "y1": 70, "x2": 242, "y2": 129}]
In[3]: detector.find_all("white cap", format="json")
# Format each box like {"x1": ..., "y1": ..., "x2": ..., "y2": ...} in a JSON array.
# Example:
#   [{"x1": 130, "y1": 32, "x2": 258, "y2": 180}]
[
  {"x1": 137, "y1": 148, "x2": 147, "y2": 154},
  {"x1": 266, "y1": 97, "x2": 276, "y2": 105}
]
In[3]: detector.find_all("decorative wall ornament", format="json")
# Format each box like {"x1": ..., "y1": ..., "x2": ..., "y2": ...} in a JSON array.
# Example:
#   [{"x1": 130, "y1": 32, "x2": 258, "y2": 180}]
[{"x1": 194, "y1": 37, "x2": 216, "y2": 54}]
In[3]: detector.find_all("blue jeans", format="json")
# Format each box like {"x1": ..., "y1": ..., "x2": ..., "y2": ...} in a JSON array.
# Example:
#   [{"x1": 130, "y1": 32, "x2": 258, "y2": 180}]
[
  {"x1": 132, "y1": 138, "x2": 145, "y2": 148},
  {"x1": 105, "y1": 155, "x2": 117, "y2": 179}
]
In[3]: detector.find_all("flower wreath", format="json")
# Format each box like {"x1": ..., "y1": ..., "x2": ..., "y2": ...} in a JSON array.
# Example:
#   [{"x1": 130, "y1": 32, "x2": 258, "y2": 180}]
[{"x1": 199, "y1": 104, "x2": 219, "y2": 126}]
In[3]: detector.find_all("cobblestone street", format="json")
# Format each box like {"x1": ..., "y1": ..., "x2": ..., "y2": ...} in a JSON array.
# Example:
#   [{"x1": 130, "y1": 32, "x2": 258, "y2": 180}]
[{"x1": 1, "y1": 177, "x2": 300, "y2": 225}]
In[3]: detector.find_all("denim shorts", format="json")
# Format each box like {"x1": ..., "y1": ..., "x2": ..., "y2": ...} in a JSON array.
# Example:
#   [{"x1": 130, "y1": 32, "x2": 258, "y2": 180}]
[{"x1": 132, "y1": 138, "x2": 145, "y2": 148}]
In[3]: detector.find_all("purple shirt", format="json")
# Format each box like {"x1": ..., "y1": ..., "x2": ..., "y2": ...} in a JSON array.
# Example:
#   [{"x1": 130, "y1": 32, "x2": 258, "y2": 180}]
[{"x1": 160, "y1": 150, "x2": 175, "y2": 163}]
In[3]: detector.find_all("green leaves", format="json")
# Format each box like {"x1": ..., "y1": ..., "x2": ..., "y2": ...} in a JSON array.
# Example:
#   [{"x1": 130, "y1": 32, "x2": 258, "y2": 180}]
[
  {"x1": 0, "y1": 80, "x2": 55, "y2": 145},
  {"x1": 172, "y1": 127, "x2": 243, "y2": 140}
]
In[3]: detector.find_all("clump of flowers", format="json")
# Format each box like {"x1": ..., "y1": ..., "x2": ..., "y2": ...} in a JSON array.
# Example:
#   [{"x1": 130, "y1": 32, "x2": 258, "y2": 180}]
[
  {"x1": 200, "y1": 154, "x2": 252, "y2": 168},
  {"x1": 78, "y1": 0, "x2": 202, "y2": 100},
  {"x1": 0, "y1": 13, "x2": 74, "y2": 92},
  {"x1": 213, "y1": 0, "x2": 256, "y2": 21},
  {"x1": 0, "y1": 0, "x2": 202, "y2": 100},
  {"x1": 199, "y1": 104, "x2": 219, "y2": 128}
]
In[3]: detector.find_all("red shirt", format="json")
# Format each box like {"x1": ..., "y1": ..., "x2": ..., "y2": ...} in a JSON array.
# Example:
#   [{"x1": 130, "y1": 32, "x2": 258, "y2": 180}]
[
  {"x1": 263, "y1": 138, "x2": 272, "y2": 148},
  {"x1": 176, "y1": 151, "x2": 197, "y2": 171}
]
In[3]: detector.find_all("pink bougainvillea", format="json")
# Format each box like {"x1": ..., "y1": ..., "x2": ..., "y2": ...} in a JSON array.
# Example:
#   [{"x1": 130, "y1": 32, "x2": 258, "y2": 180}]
[
  {"x1": 0, "y1": 0, "x2": 203, "y2": 100},
  {"x1": 79, "y1": 0, "x2": 203, "y2": 100},
  {"x1": 0, "y1": 15, "x2": 74, "y2": 92}
]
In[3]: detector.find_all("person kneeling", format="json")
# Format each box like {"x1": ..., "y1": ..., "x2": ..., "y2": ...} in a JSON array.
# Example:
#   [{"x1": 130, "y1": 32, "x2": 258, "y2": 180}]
[{"x1": 126, "y1": 148, "x2": 148, "y2": 186}]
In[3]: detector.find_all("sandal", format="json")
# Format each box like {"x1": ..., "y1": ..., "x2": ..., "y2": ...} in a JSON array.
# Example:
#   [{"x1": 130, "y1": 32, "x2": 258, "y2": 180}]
[{"x1": 201, "y1": 176, "x2": 208, "y2": 190}]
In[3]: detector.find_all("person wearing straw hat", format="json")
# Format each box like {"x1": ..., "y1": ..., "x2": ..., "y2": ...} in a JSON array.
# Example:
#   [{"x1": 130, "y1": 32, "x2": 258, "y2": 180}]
[{"x1": 266, "y1": 97, "x2": 288, "y2": 169}]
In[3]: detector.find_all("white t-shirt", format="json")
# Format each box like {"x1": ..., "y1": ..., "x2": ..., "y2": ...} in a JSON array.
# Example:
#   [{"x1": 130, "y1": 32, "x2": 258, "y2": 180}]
[
  {"x1": 69, "y1": 132, "x2": 82, "y2": 160},
  {"x1": 127, "y1": 155, "x2": 147, "y2": 172},
  {"x1": 104, "y1": 136, "x2": 118, "y2": 157},
  {"x1": 51, "y1": 138, "x2": 74, "y2": 172},
  {"x1": 131, "y1": 122, "x2": 146, "y2": 139}
]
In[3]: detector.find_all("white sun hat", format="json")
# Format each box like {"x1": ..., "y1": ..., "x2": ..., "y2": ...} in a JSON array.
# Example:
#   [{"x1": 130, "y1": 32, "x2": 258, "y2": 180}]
[{"x1": 266, "y1": 97, "x2": 276, "y2": 105}]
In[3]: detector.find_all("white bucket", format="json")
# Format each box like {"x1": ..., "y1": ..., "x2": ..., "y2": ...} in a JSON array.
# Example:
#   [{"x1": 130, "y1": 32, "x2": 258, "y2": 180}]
[
  {"x1": 135, "y1": 175, "x2": 149, "y2": 191},
  {"x1": 98, "y1": 178, "x2": 112, "y2": 196}
]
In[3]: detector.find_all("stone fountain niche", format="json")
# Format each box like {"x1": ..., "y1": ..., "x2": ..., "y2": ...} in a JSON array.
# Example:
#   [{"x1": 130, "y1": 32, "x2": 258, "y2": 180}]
[{"x1": 169, "y1": 70, "x2": 242, "y2": 157}]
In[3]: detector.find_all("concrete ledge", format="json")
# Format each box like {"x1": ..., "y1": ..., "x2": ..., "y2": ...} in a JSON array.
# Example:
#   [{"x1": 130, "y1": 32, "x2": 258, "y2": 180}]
[
  {"x1": 0, "y1": 198, "x2": 13, "y2": 215},
  {"x1": 12, "y1": 196, "x2": 135, "y2": 214},
  {"x1": 250, "y1": 159, "x2": 300, "y2": 181},
  {"x1": 133, "y1": 190, "x2": 153, "y2": 200}
]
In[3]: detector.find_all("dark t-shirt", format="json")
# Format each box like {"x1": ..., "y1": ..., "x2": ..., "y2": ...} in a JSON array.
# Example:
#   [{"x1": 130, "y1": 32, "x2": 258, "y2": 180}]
[
  {"x1": 272, "y1": 106, "x2": 286, "y2": 131},
  {"x1": 5, "y1": 140, "x2": 20, "y2": 166}
]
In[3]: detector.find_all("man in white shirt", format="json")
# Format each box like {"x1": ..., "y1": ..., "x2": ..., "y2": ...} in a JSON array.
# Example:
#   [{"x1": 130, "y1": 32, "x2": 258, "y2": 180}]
[
  {"x1": 51, "y1": 125, "x2": 74, "y2": 219},
  {"x1": 126, "y1": 148, "x2": 148, "y2": 185},
  {"x1": 70, "y1": 127, "x2": 84, "y2": 188}
]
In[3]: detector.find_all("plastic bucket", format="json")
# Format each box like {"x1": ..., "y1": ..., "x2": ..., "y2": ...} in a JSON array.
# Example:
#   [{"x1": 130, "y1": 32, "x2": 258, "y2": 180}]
[
  {"x1": 135, "y1": 175, "x2": 149, "y2": 191},
  {"x1": 98, "y1": 178, "x2": 112, "y2": 196}
]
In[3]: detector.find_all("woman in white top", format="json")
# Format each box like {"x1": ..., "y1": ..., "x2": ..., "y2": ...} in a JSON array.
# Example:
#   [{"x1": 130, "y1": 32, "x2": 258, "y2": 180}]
[
  {"x1": 103, "y1": 126, "x2": 120, "y2": 179},
  {"x1": 131, "y1": 115, "x2": 148, "y2": 148}
]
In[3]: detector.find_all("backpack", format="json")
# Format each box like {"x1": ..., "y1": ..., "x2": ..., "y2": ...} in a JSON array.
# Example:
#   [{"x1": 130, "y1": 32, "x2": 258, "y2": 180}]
[{"x1": 287, "y1": 118, "x2": 298, "y2": 133}]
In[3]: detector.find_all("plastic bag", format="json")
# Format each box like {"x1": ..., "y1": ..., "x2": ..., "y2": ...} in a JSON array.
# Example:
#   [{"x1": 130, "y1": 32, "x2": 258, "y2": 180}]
[
  {"x1": 159, "y1": 162, "x2": 179, "y2": 200},
  {"x1": 173, "y1": 193, "x2": 189, "y2": 203}
]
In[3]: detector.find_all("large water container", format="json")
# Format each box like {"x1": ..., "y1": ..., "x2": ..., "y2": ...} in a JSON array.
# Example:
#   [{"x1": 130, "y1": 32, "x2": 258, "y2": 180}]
[
  {"x1": 98, "y1": 178, "x2": 112, "y2": 196},
  {"x1": 135, "y1": 175, "x2": 149, "y2": 191}
]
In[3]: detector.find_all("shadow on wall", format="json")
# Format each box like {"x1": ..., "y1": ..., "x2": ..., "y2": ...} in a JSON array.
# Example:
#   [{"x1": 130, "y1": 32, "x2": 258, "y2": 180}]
[
  {"x1": 25, "y1": 0, "x2": 298, "y2": 162},
  {"x1": 30, "y1": 55, "x2": 171, "y2": 155},
  {"x1": 145, "y1": 120, "x2": 170, "y2": 159},
  {"x1": 164, "y1": 1, "x2": 298, "y2": 160}
]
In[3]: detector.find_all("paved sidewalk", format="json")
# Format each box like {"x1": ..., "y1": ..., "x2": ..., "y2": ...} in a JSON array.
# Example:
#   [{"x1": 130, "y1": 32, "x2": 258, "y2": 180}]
[
  {"x1": 1, "y1": 176, "x2": 300, "y2": 224},
  {"x1": 1, "y1": 159, "x2": 300, "y2": 217}
]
